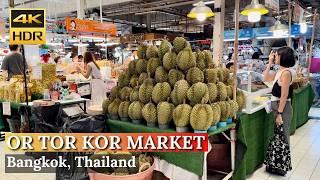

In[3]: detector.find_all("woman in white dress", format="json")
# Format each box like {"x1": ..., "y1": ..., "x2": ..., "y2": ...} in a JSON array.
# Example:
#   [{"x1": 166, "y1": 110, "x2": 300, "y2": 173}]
[{"x1": 76, "y1": 52, "x2": 105, "y2": 104}]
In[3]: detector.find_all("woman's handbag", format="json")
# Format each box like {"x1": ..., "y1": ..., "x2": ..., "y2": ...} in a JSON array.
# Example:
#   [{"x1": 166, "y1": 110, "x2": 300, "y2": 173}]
[{"x1": 264, "y1": 124, "x2": 292, "y2": 176}]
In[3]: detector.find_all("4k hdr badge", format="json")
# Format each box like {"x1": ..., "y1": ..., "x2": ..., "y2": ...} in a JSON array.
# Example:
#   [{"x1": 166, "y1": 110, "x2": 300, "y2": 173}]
[{"x1": 10, "y1": 9, "x2": 46, "y2": 44}]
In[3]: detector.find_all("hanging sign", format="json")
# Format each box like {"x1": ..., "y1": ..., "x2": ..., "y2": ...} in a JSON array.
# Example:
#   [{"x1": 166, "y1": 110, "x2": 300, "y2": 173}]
[
  {"x1": 9, "y1": 8, "x2": 46, "y2": 44},
  {"x1": 65, "y1": 18, "x2": 117, "y2": 36},
  {"x1": 224, "y1": 28, "x2": 253, "y2": 39},
  {"x1": 31, "y1": 65, "x2": 42, "y2": 80}
]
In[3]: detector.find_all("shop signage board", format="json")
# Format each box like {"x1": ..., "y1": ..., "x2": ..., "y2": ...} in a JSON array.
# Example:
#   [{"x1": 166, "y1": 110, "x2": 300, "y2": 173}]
[
  {"x1": 65, "y1": 18, "x2": 117, "y2": 36},
  {"x1": 9, "y1": 9, "x2": 46, "y2": 44},
  {"x1": 224, "y1": 28, "x2": 253, "y2": 40}
]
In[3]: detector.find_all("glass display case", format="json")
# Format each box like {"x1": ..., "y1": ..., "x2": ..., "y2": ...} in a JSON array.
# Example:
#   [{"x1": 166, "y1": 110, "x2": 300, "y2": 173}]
[{"x1": 237, "y1": 70, "x2": 271, "y2": 114}]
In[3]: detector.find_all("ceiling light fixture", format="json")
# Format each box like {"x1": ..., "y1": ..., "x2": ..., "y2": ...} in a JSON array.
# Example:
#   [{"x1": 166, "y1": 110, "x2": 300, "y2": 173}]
[
  {"x1": 270, "y1": 20, "x2": 289, "y2": 37},
  {"x1": 188, "y1": 1, "x2": 214, "y2": 22},
  {"x1": 300, "y1": 20, "x2": 308, "y2": 34},
  {"x1": 241, "y1": 0, "x2": 269, "y2": 23}
]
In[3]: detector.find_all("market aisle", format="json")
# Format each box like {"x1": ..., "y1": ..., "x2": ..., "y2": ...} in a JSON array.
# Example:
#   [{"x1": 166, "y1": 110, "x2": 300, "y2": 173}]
[{"x1": 246, "y1": 119, "x2": 320, "y2": 180}]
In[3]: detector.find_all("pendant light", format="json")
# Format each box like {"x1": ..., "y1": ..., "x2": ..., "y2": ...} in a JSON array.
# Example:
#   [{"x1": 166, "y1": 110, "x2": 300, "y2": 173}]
[
  {"x1": 188, "y1": 1, "x2": 214, "y2": 22},
  {"x1": 241, "y1": 0, "x2": 269, "y2": 23},
  {"x1": 300, "y1": 19, "x2": 308, "y2": 34},
  {"x1": 270, "y1": 19, "x2": 289, "y2": 37}
]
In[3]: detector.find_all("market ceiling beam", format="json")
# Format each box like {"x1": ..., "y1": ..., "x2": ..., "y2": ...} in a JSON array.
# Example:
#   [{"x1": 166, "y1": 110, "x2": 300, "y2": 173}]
[{"x1": 103, "y1": 0, "x2": 199, "y2": 17}]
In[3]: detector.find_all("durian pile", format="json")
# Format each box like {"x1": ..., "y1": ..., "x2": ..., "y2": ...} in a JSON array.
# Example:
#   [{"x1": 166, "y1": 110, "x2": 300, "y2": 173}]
[{"x1": 103, "y1": 37, "x2": 246, "y2": 132}]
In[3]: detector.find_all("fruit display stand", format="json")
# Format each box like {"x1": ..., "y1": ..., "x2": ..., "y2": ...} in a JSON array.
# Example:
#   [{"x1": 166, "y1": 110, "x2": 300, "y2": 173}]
[
  {"x1": 233, "y1": 83, "x2": 315, "y2": 180},
  {"x1": 107, "y1": 119, "x2": 236, "y2": 179}
]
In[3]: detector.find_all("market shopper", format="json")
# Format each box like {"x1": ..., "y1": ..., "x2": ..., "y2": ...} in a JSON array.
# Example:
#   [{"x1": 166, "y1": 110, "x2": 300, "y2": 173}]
[
  {"x1": 263, "y1": 46, "x2": 296, "y2": 176},
  {"x1": 1, "y1": 44, "x2": 26, "y2": 80},
  {"x1": 54, "y1": 56, "x2": 62, "y2": 64},
  {"x1": 76, "y1": 52, "x2": 105, "y2": 104}
]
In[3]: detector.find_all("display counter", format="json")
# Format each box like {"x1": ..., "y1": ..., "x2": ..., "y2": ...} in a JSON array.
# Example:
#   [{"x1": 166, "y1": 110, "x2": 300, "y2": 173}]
[{"x1": 233, "y1": 84, "x2": 315, "y2": 180}]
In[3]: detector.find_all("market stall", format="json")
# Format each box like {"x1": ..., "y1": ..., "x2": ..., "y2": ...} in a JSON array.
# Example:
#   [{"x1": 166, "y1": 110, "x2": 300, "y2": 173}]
[{"x1": 234, "y1": 83, "x2": 315, "y2": 180}]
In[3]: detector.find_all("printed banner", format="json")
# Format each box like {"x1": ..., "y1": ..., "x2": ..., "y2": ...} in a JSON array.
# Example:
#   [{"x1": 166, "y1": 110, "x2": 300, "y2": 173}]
[{"x1": 65, "y1": 18, "x2": 117, "y2": 36}]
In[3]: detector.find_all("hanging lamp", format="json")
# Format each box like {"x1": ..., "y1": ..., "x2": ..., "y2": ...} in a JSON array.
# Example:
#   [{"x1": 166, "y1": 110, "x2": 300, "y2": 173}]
[
  {"x1": 270, "y1": 19, "x2": 289, "y2": 37},
  {"x1": 187, "y1": 1, "x2": 214, "y2": 22},
  {"x1": 241, "y1": 0, "x2": 269, "y2": 23}
]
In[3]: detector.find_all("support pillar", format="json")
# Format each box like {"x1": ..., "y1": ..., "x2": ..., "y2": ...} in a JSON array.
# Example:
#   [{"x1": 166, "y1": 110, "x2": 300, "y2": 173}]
[
  {"x1": 213, "y1": 0, "x2": 225, "y2": 67},
  {"x1": 77, "y1": 0, "x2": 85, "y2": 19},
  {"x1": 146, "y1": 14, "x2": 152, "y2": 32}
]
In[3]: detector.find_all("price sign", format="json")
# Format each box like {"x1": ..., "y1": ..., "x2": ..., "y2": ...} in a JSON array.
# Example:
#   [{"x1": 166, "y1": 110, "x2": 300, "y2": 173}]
[
  {"x1": 2, "y1": 102, "x2": 11, "y2": 116},
  {"x1": 32, "y1": 65, "x2": 42, "y2": 80}
]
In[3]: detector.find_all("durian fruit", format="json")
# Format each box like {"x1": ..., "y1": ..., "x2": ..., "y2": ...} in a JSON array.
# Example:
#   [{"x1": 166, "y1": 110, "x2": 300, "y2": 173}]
[
  {"x1": 138, "y1": 79, "x2": 154, "y2": 103},
  {"x1": 173, "y1": 37, "x2": 187, "y2": 53},
  {"x1": 157, "y1": 101, "x2": 174, "y2": 125},
  {"x1": 142, "y1": 102, "x2": 157, "y2": 125},
  {"x1": 228, "y1": 100, "x2": 239, "y2": 117},
  {"x1": 187, "y1": 82, "x2": 209, "y2": 106},
  {"x1": 118, "y1": 71, "x2": 130, "y2": 88},
  {"x1": 108, "y1": 98, "x2": 121, "y2": 119},
  {"x1": 204, "y1": 68, "x2": 218, "y2": 84},
  {"x1": 102, "y1": 99, "x2": 111, "y2": 115},
  {"x1": 170, "y1": 80, "x2": 189, "y2": 105},
  {"x1": 226, "y1": 77, "x2": 234, "y2": 86},
  {"x1": 236, "y1": 90, "x2": 246, "y2": 110},
  {"x1": 147, "y1": 58, "x2": 161, "y2": 77},
  {"x1": 120, "y1": 87, "x2": 132, "y2": 100},
  {"x1": 226, "y1": 85, "x2": 233, "y2": 99},
  {"x1": 110, "y1": 86, "x2": 121, "y2": 100},
  {"x1": 207, "y1": 83, "x2": 218, "y2": 103},
  {"x1": 113, "y1": 167, "x2": 130, "y2": 176},
  {"x1": 129, "y1": 75, "x2": 139, "y2": 88},
  {"x1": 152, "y1": 82, "x2": 171, "y2": 104},
  {"x1": 196, "y1": 50, "x2": 207, "y2": 71},
  {"x1": 173, "y1": 103, "x2": 192, "y2": 127},
  {"x1": 135, "y1": 59, "x2": 148, "y2": 74},
  {"x1": 138, "y1": 73, "x2": 148, "y2": 85},
  {"x1": 176, "y1": 47, "x2": 196, "y2": 71},
  {"x1": 163, "y1": 51, "x2": 177, "y2": 70},
  {"x1": 168, "y1": 69, "x2": 185, "y2": 87},
  {"x1": 128, "y1": 101, "x2": 144, "y2": 120},
  {"x1": 211, "y1": 103, "x2": 221, "y2": 125},
  {"x1": 190, "y1": 103, "x2": 214, "y2": 131},
  {"x1": 186, "y1": 67, "x2": 204, "y2": 84},
  {"x1": 203, "y1": 50, "x2": 213, "y2": 65},
  {"x1": 217, "y1": 82, "x2": 228, "y2": 101},
  {"x1": 137, "y1": 44, "x2": 148, "y2": 59},
  {"x1": 128, "y1": 60, "x2": 136, "y2": 75},
  {"x1": 222, "y1": 68, "x2": 231, "y2": 82},
  {"x1": 154, "y1": 66, "x2": 168, "y2": 83},
  {"x1": 217, "y1": 101, "x2": 228, "y2": 121},
  {"x1": 146, "y1": 45, "x2": 159, "y2": 59},
  {"x1": 118, "y1": 101, "x2": 130, "y2": 120},
  {"x1": 130, "y1": 87, "x2": 139, "y2": 102},
  {"x1": 217, "y1": 68, "x2": 224, "y2": 82},
  {"x1": 159, "y1": 40, "x2": 171, "y2": 59}
]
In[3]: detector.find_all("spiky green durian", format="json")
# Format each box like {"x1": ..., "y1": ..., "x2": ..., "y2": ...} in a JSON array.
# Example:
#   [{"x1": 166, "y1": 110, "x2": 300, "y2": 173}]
[
  {"x1": 138, "y1": 73, "x2": 148, "y2": 85},
  {"x1": 159, "y1": 40, "x2": 171, "y2": 59},
  {"x1": 186, "y1": 67, "x2": 204, "y2": 84},
  {"x1": 129, "y1": 87, "x2": 139, "y2": 102},
  {"x1": 211, "y1": 103, "x2": 221, "y2": 125},
  {"x1": 168, "y1": 69, "x2": 185, "y2": 87},
  {"x1": 217, "y1": 82, "x2": 228, "y2": 101},
  {"x1": 108, "y1": 98, "x2": 121, "y2": 119},
  {"x1": 120, "y1": 87, "x2": 132, "y2": 100},
  {"x1": 190, "y1": 103, "x2": 214, "y2": 131},
  {"x1": 187, "y1": 82, "x2": 209, "y2": 106},
  {"x1": 137, "y1": 44, "x2": 148, "y2": 59},
  {"x1": 147, "y1": 58, "x2": 161, "y2": 77},
  {"x1": 154, "y1": 66, "x2": 168, "y2": 83},
  {"x1": 146, "y1": 45, "x2": 159, "y2": 59},
  {"x1": 173, "y1": 37, "x2": 187, "y2": 53},
  {"x1": 142, "y1": 102, "x2": 157, "y2": 124},
  {"x1": 110, "y1": 86, "x2": 121, "y2": 100},
  {"x1": 170, "y1": 80, "x2": 189, "y2": 105},
  {"x1": 118, "y1": 101, "x2": 130, "y2": 119},
  {"x1": 152, "y1": 82, "x2": 171, "y2": 104},
  {"x1": 157, "y1": 101, "x2": 174, "y2": 125},
  {"x1": 118, "y1": 71, "x2": 130, "y2": 88},
  {"x1": 128, "y1": 60, "x2": 136, "y2": 75},
  {"x1": 203, "y1": 50, "x2": 213, "y2": 65},
  {"x1": 163, "y1": 51, "x2": 177, "y2": 70},
  {"x1": 138, "y1": 80, "x2": 154, "y2": 103},
  {"x1": 102, "y1": 98, "x2": 111, "y2": 115},
  {"x1": 236, "y1": 90, "x2": 246, "y2": 110},
  {"x1": 129, "y1": 75, "x2": 139, "y2": 88},
  {"x1": 128, "y1": 101, "x2": 144, "y2": 120},
  {"x1": 173, "y1": 103, "x2": 192, "y2": 127},
  {"x1": 135, "y1": 59, "x2": 148, "y2": 74},
  {"x1": 204, "y1": 68, "x2": 218, "y2": 84},
  {"x1": 207, "y1": 83, "x2": 218, "y2": 103},
  {"x1": 176, "y1": 47, "x2": 196, "y2": 71}
]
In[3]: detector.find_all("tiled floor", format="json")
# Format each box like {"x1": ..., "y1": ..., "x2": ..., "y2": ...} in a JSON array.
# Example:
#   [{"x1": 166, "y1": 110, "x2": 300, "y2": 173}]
[
  {"x1": 246, "y1": 119, "x2": 320, "y2": 180},
  {"x1": 1, "y1": 119, "x2": 320, "y2": 180}
]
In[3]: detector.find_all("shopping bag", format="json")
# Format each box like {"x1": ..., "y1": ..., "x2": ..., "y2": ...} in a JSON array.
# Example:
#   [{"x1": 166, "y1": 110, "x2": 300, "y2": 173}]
[{"x1": 264, "y1": 124, "x2": 292, "y2": 176}]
